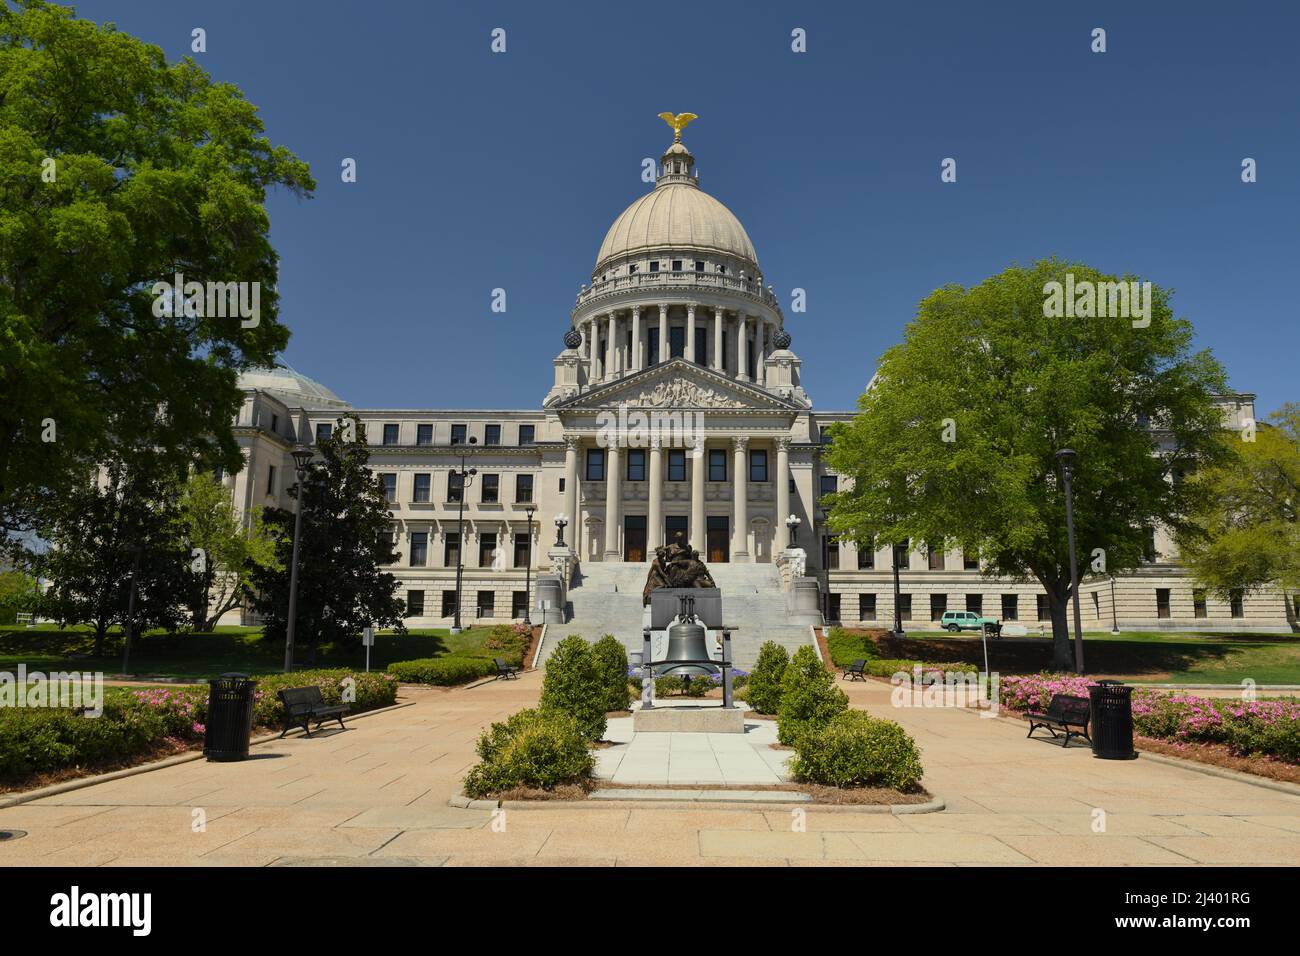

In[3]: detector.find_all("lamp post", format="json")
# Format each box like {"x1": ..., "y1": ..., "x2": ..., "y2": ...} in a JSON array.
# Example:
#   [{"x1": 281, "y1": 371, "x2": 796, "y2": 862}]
[
  {"x1": 284, "y1": 444, "x2": 315, "y2": 672},
  {"x1": 1109, "y1": 575, "x2": 1121, "y2": 635},
  {"x1": 554, "y1": 514, "x2": 568, "y2": 548},
  {"x1": 785, "y1": 513, "x2": 801, "y2": 546},
  {"x1": 892, "y1": 541, "x2": 905, "y2": 637},
  {"x1": 522, "y1": 504, "x2": 536, "y2": 625},
  {"x1": 1055, "y1": 448, "x2": 1086, "y2": 674},
  {"x1": 450, "y1": 437, "x2": 478, "y2": 634}
]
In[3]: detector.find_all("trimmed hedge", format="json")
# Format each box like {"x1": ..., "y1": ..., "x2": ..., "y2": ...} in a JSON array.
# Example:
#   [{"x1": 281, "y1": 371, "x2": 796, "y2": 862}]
[
  {"x1": 387, "y1": 656, "x2": 497, "y2": 686},
  {"x1": 463, "y1": 707, "x2": 595, "y2": 797},
  {"x1": 590, "y1": 635, "x2": 631, "y2": 713},
  {"x1": 747, "y1": 642, "x2": 789, "y2": 714},
  {"x1": 777, "y1": 646, "x2": 848, "y2": 745},
  {"x1": 540, "y1": 636, "x2": 607, "y2": 740},
  {"x1": 790, "y1": 710, "x2": 924, "y2": 790}
]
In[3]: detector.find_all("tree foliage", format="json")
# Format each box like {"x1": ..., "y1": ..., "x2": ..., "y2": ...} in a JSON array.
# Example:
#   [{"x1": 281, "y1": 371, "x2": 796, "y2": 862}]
[{"x1": 825, "y1": 260, "x2": 1231, "y2": 669}]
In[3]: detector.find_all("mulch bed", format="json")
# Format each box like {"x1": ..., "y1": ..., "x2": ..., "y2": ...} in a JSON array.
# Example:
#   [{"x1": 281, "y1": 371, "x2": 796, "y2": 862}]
[
  {"x1": 1134, "y1": 735, "x2": 1300, "y2": 785},
  {"x1": 0, "y1": 737, "x2": 197, "y2": 796}
]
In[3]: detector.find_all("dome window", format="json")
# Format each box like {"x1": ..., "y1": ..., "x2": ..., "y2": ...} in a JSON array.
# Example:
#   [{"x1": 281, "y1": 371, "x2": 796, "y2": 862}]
[
  {"x1": 694, "y1": 260, "x2": 704, "y2": 272},
  {"x1": 671, "y1": 259, "x2": 683, "y2": 272},
  {"x1": 629, "y1": 263, "x2": 638, "y2": 274},
  {"x1": 649, "y1": 261, "x2": 659, "y2": 273},
  {"x1": 718, "y1": 264, "x2": 727, "y2": 275}
]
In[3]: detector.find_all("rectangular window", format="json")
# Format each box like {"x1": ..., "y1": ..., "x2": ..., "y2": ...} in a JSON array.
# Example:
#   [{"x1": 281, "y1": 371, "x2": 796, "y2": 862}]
[
  {"x1": 927, "y1": 542, "x2": 944, "y2": 570},
  {"x1": 669, "y1": 325, "x2": 686, "y2": 357},
  {"x1": 966, "y1": 593, "x2": 983, "y2": 616},
  {"x1": 930, "y1": 593, "x2": 947, "y2": 621},
  {"x1": 443, "y1": 532, "x2": 460, "y2": 567},
  {"x1": 859, "y1": 593, "x2": 876, "y2": 620},
  {"x1": 416, "y1": 424, "x2": 433, "y2": 446},
  {"x1": 898, "y1": 594, "x2": 912, "y2": 622},
  {"x1": 270, "y1": 413, "x2": 279, "y2": 434},
  {"x1": 962, "y1": 550, "x2": 979, "y2": 571},
  {"x1": 626, "y1": 449, "x2": 646, "y2": 481},
  {"x1": 586, "y1": 448, "x2": 605, "y2": 481},
  {"x1": 749, "y1": 449, "x2": 768, "y2": 482},
  {"x1": 481, "y1": 474, "x2": 499, "y2": 503},
  {"x1": 1156, "y1": 588, "x2": 1171, "y2": 619},
  {"x1": 412, "y1": 473, "x2": 431, "y2": 503},
  {"x1": 820, "y1": 474, "x2": 838, "y2": 496},
  {"x1": 450, "y1": 424, "x2": 467, "y2": 445},
  {"x1": 694, "y1": 259, "x2": 705, "y2": 272},
  {"x1": 824, "y1": 536, "x2": 839, "y2": 570},
  {"x1": 667, "y1": 449, "x2": 686, "y2": 481},
  {"x1": 406, "y1": 590, "x2": 425, "y2": 617},
  {"x1": 382, "y1": 423, "x2": 399, "y2": 446},
  {"x1": 819, "y1": 426, "x2": 832, "y2": 446},
  {"x1": 514, "y1": 532, "x2": 531, "y2": 568},
  {"x1": 558, "y1": 477, "x2": 566, "y2": 493},
  {"x1": 857, "y1": 542, "x2": 875, "y2": 569},
  {"x1": 518, "y1": 424, "x2": 535, "y2": 446},
  {"x1": 380, "y1": 473, "x2": 396, "y2": 503},
  {"x1": 477, "y1": 590, "x2": 495, "y2": 618},
  {"x1": 266, "y1": 465, "x2": 277, "y2": 496},
  {"x1": 628, "y1": 263, "x2": 638, "y2": 274},
  {"x1": 409, "y1": 532, "x2": 428, "y2": 567},
  {"x1": 479, "y1": 533, "x2": 496, "y2": 567},
  {"x1": 649, "y1": 261, "x2": 659, "y2": 273},
  {"x1": 1036, "y1": 594, "x2": 1050, "y2": 621},
  {"x1": 512, "y1": 590, "x2": 528, "y2": 619},
  {"x1": 315, "y1": 422, "x2": 332, "y2": 443},
  {"x1": 1001, "y1": 594, "x2": 1019, "y2": 621},
  {"x1": 1193, "y1": 588, "x2": 1208, "y2": 619},
  {"x1": 1143, "y1": 526, "x2": 1157, "y2": 563},
  {"x1": 447, "y1": 470, "x2": 464, "y2": 502},
  {"x1": 484, "y1": 424, "x2": 501, "y2": 446},
  {"x1": 708, "y1": 449, "x2": 727, "y2": 482},
  {"x1": 441, "y1": 590, "x2": 457, "y2": 617},
  {"x1": 671, "y1": 259, "x2": 683, "y2": 272},
  {"x1": 515, "y1": 473, "x2": 533, "y2": 503}
]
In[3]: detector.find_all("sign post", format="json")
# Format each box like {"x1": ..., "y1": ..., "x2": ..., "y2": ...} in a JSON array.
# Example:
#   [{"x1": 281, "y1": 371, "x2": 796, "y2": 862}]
[{"x1": 362, "y1": 626, "x2": 375, "y2": 673}]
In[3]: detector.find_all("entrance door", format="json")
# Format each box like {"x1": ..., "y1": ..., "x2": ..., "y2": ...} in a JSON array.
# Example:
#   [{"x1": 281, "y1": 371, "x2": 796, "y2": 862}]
[
  {"x1": 624, "y1": 515, "x2": 647, "y2": 562},
  {"x1": 707, "y1": 516, "x2": 729, "y2": 563},
  {"x1": 665, "y1": 515, "x2": 688, "y2": 549}
]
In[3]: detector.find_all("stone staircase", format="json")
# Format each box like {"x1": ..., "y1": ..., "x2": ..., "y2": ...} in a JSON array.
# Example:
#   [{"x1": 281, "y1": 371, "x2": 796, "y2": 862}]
[{"x1": 539, "y1": 561, "x2": 814, "y2": 671}]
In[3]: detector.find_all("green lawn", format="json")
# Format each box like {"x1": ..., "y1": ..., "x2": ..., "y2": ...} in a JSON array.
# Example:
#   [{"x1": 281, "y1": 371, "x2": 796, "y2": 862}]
[
  {"x1": 840, "y1": 627, "x2": 1300, "y2": 685},
  {"x1": 0, "y1": 624, "x2": 500, "y2": 681}
]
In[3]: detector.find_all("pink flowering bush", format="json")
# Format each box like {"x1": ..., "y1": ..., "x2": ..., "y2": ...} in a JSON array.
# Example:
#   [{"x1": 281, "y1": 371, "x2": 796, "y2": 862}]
[{"x1": 1000, "y1": 673, "x2": 1300, "y2": 763}]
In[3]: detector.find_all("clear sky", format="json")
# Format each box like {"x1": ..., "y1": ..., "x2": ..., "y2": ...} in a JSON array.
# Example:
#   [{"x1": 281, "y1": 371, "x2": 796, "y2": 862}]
[{"x1": 76, "y1": 0, "x2": 1300, "y2": 415}]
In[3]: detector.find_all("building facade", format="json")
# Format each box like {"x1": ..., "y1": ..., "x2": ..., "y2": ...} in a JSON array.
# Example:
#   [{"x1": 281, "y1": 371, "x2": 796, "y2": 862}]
[{"x1": 225, "y1": 127, "x2": 1289, "y2": 634}]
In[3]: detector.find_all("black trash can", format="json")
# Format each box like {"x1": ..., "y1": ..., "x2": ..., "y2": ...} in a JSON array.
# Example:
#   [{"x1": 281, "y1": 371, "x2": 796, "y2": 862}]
[
  {"x1": 204, "y1": 673, "x2": 258, "y2": 762},
  {"x1": 1089, "y1": 679, "x2": 1137, "y2": 760}
]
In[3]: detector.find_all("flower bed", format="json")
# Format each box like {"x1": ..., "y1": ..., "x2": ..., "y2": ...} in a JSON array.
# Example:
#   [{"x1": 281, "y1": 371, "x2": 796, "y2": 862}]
[{"x1": 999, "y1": 674, "x2": 1300, "y2": 765}]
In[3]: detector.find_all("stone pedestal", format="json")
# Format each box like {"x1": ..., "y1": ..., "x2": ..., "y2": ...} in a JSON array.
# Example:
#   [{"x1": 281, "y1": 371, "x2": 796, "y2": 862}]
[
  {"x1": 788, "y1": 576, "x2": 823, "y2": 626},
  {"x1": 633, "y1": 705, "x2": 746, "y2": 734},
  {"x1": 775, "y1": 547, "x2": 807, "y2": 590},
  {"x1": 548, "y1": 546, "x2": 576, "y2": 589},
  {"x1": 534, "y1": 575, "x2": 566, "y2": 625}
]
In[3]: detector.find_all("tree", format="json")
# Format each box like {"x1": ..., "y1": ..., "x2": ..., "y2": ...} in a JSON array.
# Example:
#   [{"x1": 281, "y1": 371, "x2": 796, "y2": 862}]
[
  {"x1": 35, "y1": 460, "x2": 191, "y2": 655},
  {"x1": 251, "y1": 418, "x2": 406, "y2": 660},
  {"x1": 1177, "y1": 404, "x2": 1300, "y2": 629},
  {"x1": 0, "y1": 567, "x2": 40, "y2": 624},
  {"x1": 0, "y1": 0, "x2": 314, "y2": 542},
  {"x1": 175, "y1": 470, "x2": 279, "y2": 631},
  {"x1": 826, "y1": 260, "x2": 1231, "y2": 670}
]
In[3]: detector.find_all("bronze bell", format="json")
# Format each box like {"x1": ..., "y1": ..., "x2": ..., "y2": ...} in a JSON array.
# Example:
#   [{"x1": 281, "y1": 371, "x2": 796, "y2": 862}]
[{"x1": 656, "y1": 594, "x2": 718, "y2": 677}]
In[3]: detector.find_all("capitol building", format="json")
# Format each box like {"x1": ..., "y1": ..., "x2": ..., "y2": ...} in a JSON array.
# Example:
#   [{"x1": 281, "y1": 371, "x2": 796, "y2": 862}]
[{"x1": 225, "y1": 121, "x2": 1287, "y2": 643}]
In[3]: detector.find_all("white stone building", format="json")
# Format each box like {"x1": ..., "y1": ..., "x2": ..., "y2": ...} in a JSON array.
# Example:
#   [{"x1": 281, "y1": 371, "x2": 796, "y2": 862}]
[{"x1": 225, "y1": 128, "x2": 1289, "y2": 637}]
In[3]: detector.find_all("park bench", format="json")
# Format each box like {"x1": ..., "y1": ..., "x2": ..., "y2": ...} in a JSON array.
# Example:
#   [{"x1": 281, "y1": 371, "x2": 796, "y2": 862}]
[
  {"x1": 494, "y1": 658, "x2": 519, "y2": 680},
  {"x1": 1024, "y1": 694, "x2": 1091, "y2": 748},
  {"x1": 841, "y1": 659, "x2": 867, "y2": 681},
  {"x1": 276, "y1": 686, "x2": 349, "y2": 739}
]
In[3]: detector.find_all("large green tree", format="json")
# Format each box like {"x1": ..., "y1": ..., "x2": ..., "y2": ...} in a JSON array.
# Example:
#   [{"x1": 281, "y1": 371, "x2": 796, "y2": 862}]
[
  {"x1": 0, "y1": 0, "x2": 314, "y2": 540},
  {"x1": 251, "y1": 418, "x2": 406, "y2": 661},
  {"x1": 825, "y1": 260, "x2": 1231, "y2": 670},
  {"x1": 1177, "y1": 404, "x2": 1300, "y2": 629}
]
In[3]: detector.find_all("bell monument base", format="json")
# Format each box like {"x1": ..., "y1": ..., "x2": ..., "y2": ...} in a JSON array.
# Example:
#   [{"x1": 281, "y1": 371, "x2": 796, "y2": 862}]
[{"x1": 632, "y1": 703, "x2": 746, "y2": 734}]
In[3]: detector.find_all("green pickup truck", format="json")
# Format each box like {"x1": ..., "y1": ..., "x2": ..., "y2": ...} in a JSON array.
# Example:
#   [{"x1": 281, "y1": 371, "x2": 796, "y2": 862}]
[{"x1": 939, "y1": 610, "x2": 1002, "y2": 636}]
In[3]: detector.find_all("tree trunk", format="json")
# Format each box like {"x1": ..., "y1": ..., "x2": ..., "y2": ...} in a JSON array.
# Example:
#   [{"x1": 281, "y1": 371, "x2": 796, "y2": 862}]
[
  {"x1": 92, "y1": 621, "x2": 108, "y2": 657},
  {"x1": 1040, "y1": 579, "x2": 1075, "y2": 672}
]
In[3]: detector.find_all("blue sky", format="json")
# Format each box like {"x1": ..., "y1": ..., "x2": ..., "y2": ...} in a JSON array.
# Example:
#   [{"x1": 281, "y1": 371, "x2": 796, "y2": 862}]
[{"x1": 78, "y1": 0, "x2": 1300, "y2": 414}]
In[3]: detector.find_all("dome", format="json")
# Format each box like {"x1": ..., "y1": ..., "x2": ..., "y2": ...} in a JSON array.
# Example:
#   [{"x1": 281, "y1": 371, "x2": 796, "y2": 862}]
[
  {"x1": 594, "y1": 182, "x2": 759, "y2": 273},
  {"x1": 237, "y1": 365, "x2": 350, "y2": 409}
]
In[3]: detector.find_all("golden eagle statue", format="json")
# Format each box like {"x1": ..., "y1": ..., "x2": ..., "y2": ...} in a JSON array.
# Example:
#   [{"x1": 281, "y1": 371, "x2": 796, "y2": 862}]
[{"x1": 658, "y1": 112, "x2": 699, "y2": 143}]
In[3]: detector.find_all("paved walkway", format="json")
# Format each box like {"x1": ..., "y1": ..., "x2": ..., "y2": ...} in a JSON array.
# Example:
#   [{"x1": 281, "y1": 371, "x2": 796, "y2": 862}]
[
  {"x1": 2, "y1": 674, "x2": 1299, "y2": 866},
  {"x1": 596, "y1": 712, "x2": 789, "y2": 785}
]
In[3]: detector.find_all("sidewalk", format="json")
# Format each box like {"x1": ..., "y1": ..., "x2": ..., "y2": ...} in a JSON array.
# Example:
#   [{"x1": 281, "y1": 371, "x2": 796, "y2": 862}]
[{"x1": 2, "y1": 672, "x2": 1298, "y2": 866}]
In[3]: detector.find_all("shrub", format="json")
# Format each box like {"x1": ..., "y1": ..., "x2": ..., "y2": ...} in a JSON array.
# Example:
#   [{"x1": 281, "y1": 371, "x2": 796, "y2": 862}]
[
  {"x1": 747, "y1": 641, "x2": 789, "y2": 714},
  {"x1": 484, "y1": 623, "x2": 530, "y2": 664},
  {"x1": 825, "y1": 626, "x2": 882, "y2": 666},
  {"x1": 463, "y1": 707, "x2": 595, "y2": 797},
  {"x1": 777, "y1": 646, "x2": 848, "y2": 745},
  {"x1": 540, "y1": 635, "x2": 607, "y2": 740},
  {"x1": 590, "y1": 635, "x2": 631, "y2": 713},
  {"x1": 791, "y1": 710, "x2": 924, "y2": 790},
  {"x1": 253, "y1": 670, "x2": 398, "y2": 725},
  {"x1": 387, "y1": 656, "x2": 496, "y2": 686},
  {"x1": 0, "y1": 694, "x2": 170, "y2": 781}
]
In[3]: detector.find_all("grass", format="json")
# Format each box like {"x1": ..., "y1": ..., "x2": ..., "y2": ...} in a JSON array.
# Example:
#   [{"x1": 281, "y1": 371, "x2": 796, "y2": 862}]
[
  {"x1": 828, "y1": 627, "x2": 1300, "y2": 685},
  {"x1": 0, "y1": 624, "x2": 500, "y2": 681}
]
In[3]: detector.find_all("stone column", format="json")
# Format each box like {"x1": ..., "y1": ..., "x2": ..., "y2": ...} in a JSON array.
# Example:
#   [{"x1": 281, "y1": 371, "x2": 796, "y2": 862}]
[
  {"x1": 736, "y1": 313, "x2": 749, "y2": 381},
  {"x1": 630, "y1": 307, "x2": 642, "y2": 372},
  {"x1": 713, "y1": 308, "x2": 724, "y2": 372},
  {"x1": 690, "y1": 438, "x2": 706, "y2": 554},
  {"x1": 732, "y1": 436, "x2": 749, "y2": 559},
  {"x1": 564, "y1": 436, "x2": 580, "y2": 551},
  {"x1": 606, "y1": 312, "x2": 619, "y2": 380},
  {"x1": 756, "y1": 318, "x2": 768, "y2": 385},
  {"x1": 647, "y1": 436, "x2": 663, "y2": 549},
  {"x1": 604, "y1": 444, "x2": 621, "y2": 559},
  {"x1": 588, "y1": 317, "x2": 599, "y2": 382},
  {"x1": 658, "y1": 304, "x2": 669, "y2": 365},
  {"x1": 775, "y1": 436, "x2": 791, "y2": 551},
  {"x1": 685, "y1": 303, "x2": 696, "y2": 363}
]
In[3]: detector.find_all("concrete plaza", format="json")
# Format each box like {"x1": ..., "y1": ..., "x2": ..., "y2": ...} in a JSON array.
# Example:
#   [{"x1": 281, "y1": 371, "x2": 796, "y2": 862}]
[{"x1": 2, "y1": 673, "x2": 1299, "y2": 866}]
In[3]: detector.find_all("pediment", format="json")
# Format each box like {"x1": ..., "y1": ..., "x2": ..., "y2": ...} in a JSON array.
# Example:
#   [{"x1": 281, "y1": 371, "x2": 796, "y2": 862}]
[{"x1": 556, "y1": 359, "x2": 799, "y2": 413}]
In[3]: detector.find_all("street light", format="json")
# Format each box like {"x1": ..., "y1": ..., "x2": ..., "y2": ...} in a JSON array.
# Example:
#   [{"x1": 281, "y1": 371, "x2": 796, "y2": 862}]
[
  {"x1": 892, "y1": 540, "x2": 906, "y2": 637},
  {"x1": 522, "y1": 504, "x2": 536, "y2": 625},
  {"x1": 450, "y1": 437, "x2": 477, "y2": 634},
  {"x1": 554, "y1": 514, "x2": 569, "y2": 548},
  {"x1": 284, "y1": 444, "x2": 315, "y2": 672},
  {"x1": 785, "y1": 513, "x2": 801, "y2": 546},
  {"x1": 1055, "y1": 448, "x2": 1086, "y2": 674}
]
